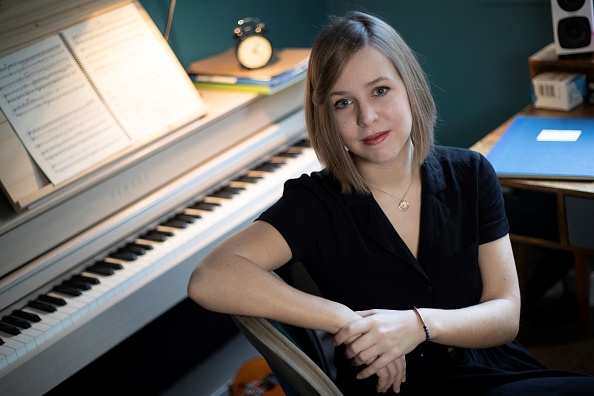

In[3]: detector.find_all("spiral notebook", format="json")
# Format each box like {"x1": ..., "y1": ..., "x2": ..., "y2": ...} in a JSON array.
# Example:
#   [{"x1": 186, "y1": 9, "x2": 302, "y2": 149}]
[{"x1": 486, "y1": 115, "x2": 594, "y2": 180}]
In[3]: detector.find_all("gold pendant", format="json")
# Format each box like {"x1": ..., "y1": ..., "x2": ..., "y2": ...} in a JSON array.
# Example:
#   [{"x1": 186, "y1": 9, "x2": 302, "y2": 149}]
[{"x1": 398, "y1": 200, "x2": 409, "y2": 211}]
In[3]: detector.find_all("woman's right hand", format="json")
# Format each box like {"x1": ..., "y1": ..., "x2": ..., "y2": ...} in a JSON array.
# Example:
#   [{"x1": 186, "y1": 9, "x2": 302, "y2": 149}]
[
  {"x1": 369, "y1": 356, "x2": 406, "y2": 393},
  {"x1": 346, "y1": 346, "x2": 406, "y2": 393}
]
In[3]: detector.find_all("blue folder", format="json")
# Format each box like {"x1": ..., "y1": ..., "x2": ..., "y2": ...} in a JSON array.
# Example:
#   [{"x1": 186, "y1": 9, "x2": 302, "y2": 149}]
[{"x1": 486, "y1": 115, "x2": 594, "y2": 180}]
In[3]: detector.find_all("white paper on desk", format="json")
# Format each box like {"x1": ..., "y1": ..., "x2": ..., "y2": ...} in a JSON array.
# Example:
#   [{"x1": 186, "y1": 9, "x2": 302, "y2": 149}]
[
  {"x1": 536, "y1": 129, "x2": 582, "y2": 142},
  {"x1": 0, "y1": 36, "x2": 131, "y2": 185}
]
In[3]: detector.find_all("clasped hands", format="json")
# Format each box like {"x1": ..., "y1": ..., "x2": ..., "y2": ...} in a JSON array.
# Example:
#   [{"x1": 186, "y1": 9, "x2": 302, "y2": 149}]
[{"x1": 333, "y1": 309, "x2": 422, "y2": 394}]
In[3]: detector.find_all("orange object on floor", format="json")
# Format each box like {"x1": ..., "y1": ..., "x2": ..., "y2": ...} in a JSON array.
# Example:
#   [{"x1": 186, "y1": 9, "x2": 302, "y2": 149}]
[{"x1": 230, "y1": 357, "x2": 285, "y2": 396}]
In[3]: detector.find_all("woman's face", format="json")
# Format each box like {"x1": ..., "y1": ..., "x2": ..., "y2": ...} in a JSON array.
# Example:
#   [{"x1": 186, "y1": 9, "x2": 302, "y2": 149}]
[{"x1": 329, "y1": 45, "x2": 413, "y2": 168}]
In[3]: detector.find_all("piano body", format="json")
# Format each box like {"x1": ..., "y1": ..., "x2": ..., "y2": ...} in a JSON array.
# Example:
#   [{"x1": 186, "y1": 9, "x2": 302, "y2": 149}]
[{"x1": 0, "y1": 1, "x2": 319, "y2": 394}]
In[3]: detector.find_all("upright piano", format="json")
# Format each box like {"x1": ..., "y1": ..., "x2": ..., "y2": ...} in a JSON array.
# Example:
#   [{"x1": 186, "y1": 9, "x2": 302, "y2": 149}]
[{"x1": 0, "y1": 1, "x2": 319, "y2": 394}]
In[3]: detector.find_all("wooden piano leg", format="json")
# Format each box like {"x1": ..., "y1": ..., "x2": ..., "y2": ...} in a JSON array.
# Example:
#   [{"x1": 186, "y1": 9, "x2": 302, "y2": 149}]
[{"x1": 574, "y1": 251, "x2": 591, "y2": 335}]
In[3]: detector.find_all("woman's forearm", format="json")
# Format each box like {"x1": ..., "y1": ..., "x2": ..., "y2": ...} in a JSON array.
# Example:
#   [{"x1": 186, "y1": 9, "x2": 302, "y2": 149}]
[
  {"x1": 188, "y1": 252, "x2": 358, "y2": 334},
  {"x1": 416, "y1": 298, "x2": 520, "y2": 349}
]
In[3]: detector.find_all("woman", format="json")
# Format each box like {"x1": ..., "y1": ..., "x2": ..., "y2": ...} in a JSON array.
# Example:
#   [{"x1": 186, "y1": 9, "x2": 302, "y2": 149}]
[{"x1": 188, "y1": 11, "x2": 594, "y2": 394}]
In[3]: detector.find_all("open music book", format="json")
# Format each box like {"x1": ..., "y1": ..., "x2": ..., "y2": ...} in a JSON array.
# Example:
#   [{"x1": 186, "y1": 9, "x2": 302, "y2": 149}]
[{"x1": 0, "y1": 3, "x2": 208, "y2": 188}]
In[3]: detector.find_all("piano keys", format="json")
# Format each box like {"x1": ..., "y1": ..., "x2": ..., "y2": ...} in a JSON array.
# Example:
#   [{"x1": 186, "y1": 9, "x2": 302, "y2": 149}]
[
  {"x1": 0, "y1": 1, "x2": 320, "y2": 392},
  {"x1": 0, "y1": 81, "x2": 320, "y2": 394},
  {"x1": 1, "y1": 137, "x2": 316, "y2": 364}
]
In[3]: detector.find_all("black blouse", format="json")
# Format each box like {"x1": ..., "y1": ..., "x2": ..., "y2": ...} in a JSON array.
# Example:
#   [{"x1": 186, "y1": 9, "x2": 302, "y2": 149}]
[
  {"x1": 257, "y1": 146, "x2": 594, "y2": 395},
  {"x1": 259, "y1": 146, "x2": 508, "y2": 312}
]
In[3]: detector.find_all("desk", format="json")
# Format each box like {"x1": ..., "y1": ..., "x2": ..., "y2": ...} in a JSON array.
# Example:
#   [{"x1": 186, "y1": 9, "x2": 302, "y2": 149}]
[{"x1": 470, "y1": 105, "x2": 594, "y2": 334}]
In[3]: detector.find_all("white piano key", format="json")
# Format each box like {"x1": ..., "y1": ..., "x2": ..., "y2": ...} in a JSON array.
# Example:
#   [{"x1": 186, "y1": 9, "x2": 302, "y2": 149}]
[
  {"x1": 0, "y1": 336, "x2": 28, "y2": 358},
  {"x1": 0, "y1": 353, "x2": 8, "y2": 370},
  {"x1": 0, "y1": 332, "x2": 36, "y2": 353},
  {"x1": 21, "y1": 327, "x2": 46, "y2": 347},
  {"x1": 48, "y1": 308, "x2": 73, "y2": 329},
  {"x1": 30, "y1": 320, "x2": 54, "y2": 340},
  {"x1": 0, "y1": 345, "x2": 18, "y2": 365}
]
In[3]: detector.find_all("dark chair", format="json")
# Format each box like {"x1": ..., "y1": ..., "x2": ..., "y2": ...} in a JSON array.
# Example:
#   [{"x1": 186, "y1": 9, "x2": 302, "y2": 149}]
[
  {"x1": 231, "y1": 263, "x2": 343, "y2": 395},
  {"x1": 231, "y1": 314, "x2": 343, "y2": 396}
]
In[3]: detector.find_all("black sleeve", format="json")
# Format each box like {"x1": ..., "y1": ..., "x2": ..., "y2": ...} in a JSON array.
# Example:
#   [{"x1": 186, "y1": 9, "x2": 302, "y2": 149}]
[{"x1": 257, "y1": 173, "x2": 332, "y2": 263}]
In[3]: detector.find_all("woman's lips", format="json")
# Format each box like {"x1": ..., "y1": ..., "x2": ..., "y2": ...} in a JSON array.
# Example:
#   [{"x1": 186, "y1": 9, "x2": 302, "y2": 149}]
[{"x1": 362, "y1": 131, "x2": 388, "y2": 146}]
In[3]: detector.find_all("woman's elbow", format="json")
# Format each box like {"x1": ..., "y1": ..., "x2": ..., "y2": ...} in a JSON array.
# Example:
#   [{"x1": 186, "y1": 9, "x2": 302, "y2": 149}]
[
  {"x1": 187, "y1": 266, "x2": 216, "y2": 310},
  {"x1": 504, "y1": 319, "x2": 520, "y2": 343},
  {"x1": 502, "y1": 301, "x2": 521, "y2": 343}
]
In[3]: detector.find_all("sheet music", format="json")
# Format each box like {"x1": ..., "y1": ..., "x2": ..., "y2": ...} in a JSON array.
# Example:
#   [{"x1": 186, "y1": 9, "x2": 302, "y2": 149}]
[
  {"x1": 0, "y1": 3, "x2": 208, "y2": 187},
  {"x1": 0, "y1": 36, "x2": 131, "y2": 185},
  {"x1": 61, "y1": 3, "x2": 208, "y2": 142}
]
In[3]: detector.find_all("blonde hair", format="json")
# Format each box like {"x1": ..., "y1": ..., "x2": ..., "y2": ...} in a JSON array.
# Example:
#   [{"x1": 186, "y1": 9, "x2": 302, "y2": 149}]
[{"x1": 305, "y1": 11, "x2": 436, "y2": 194}]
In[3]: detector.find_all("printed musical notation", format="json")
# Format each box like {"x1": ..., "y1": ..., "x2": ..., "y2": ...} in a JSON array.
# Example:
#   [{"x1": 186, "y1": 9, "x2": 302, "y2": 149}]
[{"x1": 0, "y1": 3, "x2": 208, "y2": 185}]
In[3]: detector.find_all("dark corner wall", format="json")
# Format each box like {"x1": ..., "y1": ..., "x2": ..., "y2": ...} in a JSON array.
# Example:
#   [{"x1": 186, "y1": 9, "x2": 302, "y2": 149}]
[{"x1": 140, "y1": 0, "x2": 553, "y2": 148}]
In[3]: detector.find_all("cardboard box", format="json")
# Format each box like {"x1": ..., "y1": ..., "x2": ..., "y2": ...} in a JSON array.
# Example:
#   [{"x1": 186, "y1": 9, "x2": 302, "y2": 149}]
[{"x1": 531, "y1": 72, "x2": 587, "y2": 111}]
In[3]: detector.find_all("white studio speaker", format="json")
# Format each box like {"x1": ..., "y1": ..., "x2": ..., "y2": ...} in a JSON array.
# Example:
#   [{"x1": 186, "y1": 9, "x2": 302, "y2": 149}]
[{"x1": 551, "y1": 0, "x2": 594, "y2": 55}]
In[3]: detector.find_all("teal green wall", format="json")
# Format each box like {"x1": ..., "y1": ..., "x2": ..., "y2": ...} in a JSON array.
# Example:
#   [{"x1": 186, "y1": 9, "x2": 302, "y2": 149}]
[
  {"x1": 139, "y1": 0, "x2": 326, "y2": 67},
  {"x1": 140, "y1": 0, "x2": 553, "y2": 148}
]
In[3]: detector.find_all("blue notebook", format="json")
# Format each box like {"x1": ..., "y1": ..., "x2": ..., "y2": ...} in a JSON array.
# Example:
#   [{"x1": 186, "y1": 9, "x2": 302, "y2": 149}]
[{"x1": 486, "y1": 116, "x2": 594, "y2": 180}]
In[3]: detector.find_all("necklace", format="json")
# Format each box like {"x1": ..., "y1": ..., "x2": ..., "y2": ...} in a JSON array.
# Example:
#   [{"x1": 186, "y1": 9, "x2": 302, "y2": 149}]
[{"x1": 368, "y1": 169, "x2": 416, "y2": 211}]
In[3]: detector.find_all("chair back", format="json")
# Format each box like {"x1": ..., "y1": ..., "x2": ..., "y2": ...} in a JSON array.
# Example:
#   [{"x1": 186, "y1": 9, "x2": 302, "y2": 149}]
[{"x1": 231, "y1": 314, "x2": 343, "y2": 396}]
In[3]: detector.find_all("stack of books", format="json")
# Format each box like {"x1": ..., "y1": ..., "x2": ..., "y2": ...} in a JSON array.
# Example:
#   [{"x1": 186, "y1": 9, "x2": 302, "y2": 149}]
[{"x1": 187, "y1": 47, "x2": 310, "y2": 95}]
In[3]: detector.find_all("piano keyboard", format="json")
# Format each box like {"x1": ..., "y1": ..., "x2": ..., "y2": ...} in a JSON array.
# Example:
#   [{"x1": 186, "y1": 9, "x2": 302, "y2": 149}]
[{"x1": 0, "y1": 138, "x2": 319, "y2": 374}]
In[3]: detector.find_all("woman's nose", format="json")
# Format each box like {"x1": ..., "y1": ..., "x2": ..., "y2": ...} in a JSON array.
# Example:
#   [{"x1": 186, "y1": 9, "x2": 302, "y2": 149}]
[{"x1": 357, "y1": 102, "x2": 379, "y2": 127}]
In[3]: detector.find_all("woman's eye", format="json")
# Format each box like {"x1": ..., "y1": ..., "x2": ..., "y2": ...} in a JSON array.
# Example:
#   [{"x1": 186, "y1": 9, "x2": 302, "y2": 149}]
[
  {"x1": 374, "y1": 86, "x2": 389, "y2": 96},
  {"x1": 334, "y1": 98, "x2": 352, "y2": 109}
]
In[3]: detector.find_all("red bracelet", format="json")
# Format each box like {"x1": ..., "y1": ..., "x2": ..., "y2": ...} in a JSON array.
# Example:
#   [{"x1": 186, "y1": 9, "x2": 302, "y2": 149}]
[{"x1": 413, "y1": 306, "x2": 431, "y2": 344}]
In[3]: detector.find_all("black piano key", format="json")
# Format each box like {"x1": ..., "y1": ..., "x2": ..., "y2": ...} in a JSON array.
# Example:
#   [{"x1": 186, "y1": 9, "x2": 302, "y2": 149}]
[
  {"x1": 128, "y1": 242, "x2": 154, "y2": 251},
  {"x1": 222, "y1": 186, "x2": 246, "y2": 193},
  {"x1": 109, "y1": 251, "x2": 138, "y2": 261},
  {"x1": 140, "y1": 232, "x2": 167, "y2": 242},
  {"x1": 63, "y1": 279, "x2": 92, "y2": 290},
  {"x1": 38, "y1": 294, "x2": 68, "y2": 306},
  {"x1": 174, "y1": 214, "x2": 196, "y2": 223},
  {"x1": 0, "y1": 322, "x2": 20, "y2": 336},
  {"x1": 53, "y1": 284, "x2": 82, "y2": 296},
  {"x1": 253, "y1": 163, "x2": 282, "y2": 172},
  {"x1": 293, "y1": 139, "x2": 311, "y2": 147},
  {"x1": 234, "y1": 175, "x2": 262, "y2": 183},
  {"x1": 190, "y1": 202, "x2": 220, "y2": 211},
  {"x1": 2, "y1": 315, "x2": 31, "y2": 329},
  {"x1": 121, "y1": 244, "x2": 147, "y2": 255},
  {"x1": 151, "y1": 229, "x2": 175, "y2": 237},
  {"x1": 86, "y1": 264, "x2": 115, "y2": 276},
  {"x1": 71, "y1": 274, "x2": 101, "y2": 285},
  {"x1": 95, "y1": 261, "x2": 124, "y2": 270},
  {"x1": 27, "y1": 300, "x2": 57, "y2": 313},
  {"x1": 275, "y1": 152, "x2": 300, "y2": 158},
  {"x1": 209, "y1": 190, "x2": 236, "y2": 199},
  {"x1": 12, "y1": 309, "x2": 41, "y2": 323},
  {"x1": 161, "y1": 219, "x2": 188, "y2": 229}
]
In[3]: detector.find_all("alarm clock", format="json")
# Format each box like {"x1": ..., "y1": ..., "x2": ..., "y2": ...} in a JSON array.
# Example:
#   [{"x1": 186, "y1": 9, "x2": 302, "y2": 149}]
[{"x1": 233, "y1": 17, "x2": 273, "y2": 69}]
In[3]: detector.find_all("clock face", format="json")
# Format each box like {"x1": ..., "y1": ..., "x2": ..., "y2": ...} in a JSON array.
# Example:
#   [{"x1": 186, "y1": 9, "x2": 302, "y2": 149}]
[{"x1": 236, "y1": 34, "x2": 273, "y2": 69}]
